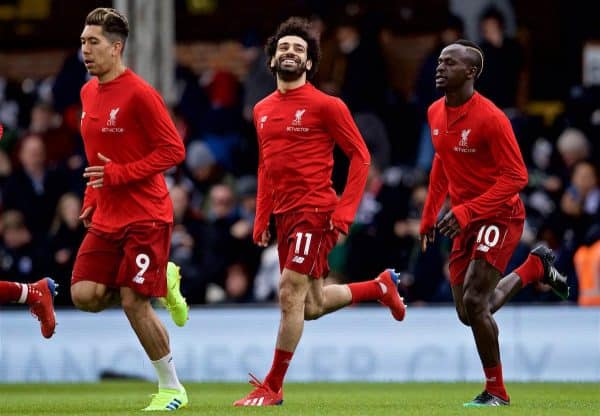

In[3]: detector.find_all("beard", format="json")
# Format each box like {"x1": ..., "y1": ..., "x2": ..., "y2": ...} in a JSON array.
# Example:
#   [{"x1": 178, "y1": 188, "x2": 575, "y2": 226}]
[{"x1": 274, "y1": 56, "x2": 307, "y2": 82}]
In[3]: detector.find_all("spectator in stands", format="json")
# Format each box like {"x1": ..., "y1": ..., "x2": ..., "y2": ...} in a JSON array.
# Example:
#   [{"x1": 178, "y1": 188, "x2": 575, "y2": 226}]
[
  {"x1": 545, "y1": 127, "x2": 593, "y2": 196},
  {"x1": 449, "y1": 0, "x2": 517, "y2": 43},
  {"x1": 169, "y1": 183, "x2": 206, "y2": 304},
  {"x1": 0, "y1": 147, "x2": 12, "y2": 191},
  {"x1": 199, "y1": 183, "x2": 241, "y2": 303},
  {"x1": 2, "y1": 134, "x2": 69, "y2": 240},
  {"x1": 48, "y1": 192, "x2": 85, "y2": 305},
  {"x1": 556, "y1": 128, "x2": 591, "y2": 172},
  {"x1": 0, "y1": 210, "x2": 49, "y2": 282},
  {"x1": 345, "y1": 163, "x2": 413, "y2": 282},
  {"x1": 476, "y1": 7, "x2": 525, "y2": 110},
  {"x1": 561, "y1": 161, "x2": 600, "y2": 219},
  {"x1": 231, "y1": 175, "x2": 258, "y2": 240},
  {"x1": 317, "y1": 15, "x2": 388, "y2": 116},
  {"x1": 224, "y1": 262, "x2": 254, "y2": 302},
  {"x1": 184, "y1": 140, "x2": 226, "y2": 197},
  {"x1": 414, "y1": 14, "x2": 464, "y2": 171},
  {"x1": 27, "y1": 101, "x2": 78, "y2": 168},
  {"x1": 52, "y1": 50, "x2": 88, "y2": 114}
]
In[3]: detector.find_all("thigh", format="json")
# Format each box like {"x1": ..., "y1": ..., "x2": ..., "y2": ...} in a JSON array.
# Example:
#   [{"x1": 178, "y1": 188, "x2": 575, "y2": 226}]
[
  {"x1": 276, "y1": 212, "x2": 337, "y2": 279},
  {"x1": 116, "y1": 222, "x2": 172, "y2": 298},
  {"x1": 448, "y1": 230, "x2": 474, "y2": 286},
  {"x1": 72, "y1": 230, "x2": 123, "y2": 289},
  {"x1": 464, "y1": 259, "x2": 501, "y2": 297},
  {"x1": 450, "y1": 283, "x2": 468, "y2": 323}
]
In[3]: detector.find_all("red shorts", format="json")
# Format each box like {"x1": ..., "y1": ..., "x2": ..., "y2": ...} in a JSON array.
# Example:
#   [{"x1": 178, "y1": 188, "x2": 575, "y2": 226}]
[
  {"x1": 72, "y1": 221, "x2": 172, "y2": 297},
  {"x1": 275, "y1": 211, "x2": 338, "y2": 278},
  {"x1": 449, "y1": 207, "x2": 524, "y2": 286}
]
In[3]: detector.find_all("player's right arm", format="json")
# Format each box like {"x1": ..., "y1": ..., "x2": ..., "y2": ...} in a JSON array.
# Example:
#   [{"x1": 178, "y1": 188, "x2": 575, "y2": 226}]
[
  {"x1": 420, "y1": 153, "x2": 449, "y2": 251},
  {"x1": 253, "y1": 107, "x2": 274, "y2": 246},
  {"x1": 79, "y1": 83, "x2": 96, "y2": 227}
]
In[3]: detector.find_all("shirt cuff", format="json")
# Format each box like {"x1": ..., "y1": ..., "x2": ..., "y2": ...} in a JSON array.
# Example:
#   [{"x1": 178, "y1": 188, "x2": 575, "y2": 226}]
[{"x1": 451, "y1": 204, "x2": 471, "y2": 229}]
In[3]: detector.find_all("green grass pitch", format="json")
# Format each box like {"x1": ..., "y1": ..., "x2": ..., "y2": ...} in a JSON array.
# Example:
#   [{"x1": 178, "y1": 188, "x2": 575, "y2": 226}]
[{"x1": 1, "y1": 381, "x2": 598, "y2": 415}]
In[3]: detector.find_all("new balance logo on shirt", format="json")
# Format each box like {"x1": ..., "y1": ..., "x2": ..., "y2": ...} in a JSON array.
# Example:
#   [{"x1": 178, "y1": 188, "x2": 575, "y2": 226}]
[{"x1": 292, "y1": 256, "x2": 305, "y2": 264}]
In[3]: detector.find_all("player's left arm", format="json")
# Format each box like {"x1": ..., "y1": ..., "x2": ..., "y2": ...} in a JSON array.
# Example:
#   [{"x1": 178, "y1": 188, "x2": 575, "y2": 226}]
[
  {"x1": 101, "y1": 87, "x2": 185, "y2": 186},
  {"x1": 451, "y1": 113, "x2": 528, "y2": 228},
  {"x1": 324, "y1": 98, "x2": 370, "y2": 234}
]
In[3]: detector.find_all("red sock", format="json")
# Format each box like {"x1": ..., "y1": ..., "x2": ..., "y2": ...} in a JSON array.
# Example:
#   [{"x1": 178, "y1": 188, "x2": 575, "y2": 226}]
[
  {"x1": 348, "y1": 280, "x2": 383, "y2": 303},
  {"x1": 484, "y1": 365, "x2": 509, "y2": 401},
  {"x1": 264, "y1": 349, "x2": 293, "y2": 392},
  {"x1": 514, "y1": 254, "x2": 544, "y2": 285},
  {"x1": 0, "y1": 281, "x2": 27, "y2": 304}
]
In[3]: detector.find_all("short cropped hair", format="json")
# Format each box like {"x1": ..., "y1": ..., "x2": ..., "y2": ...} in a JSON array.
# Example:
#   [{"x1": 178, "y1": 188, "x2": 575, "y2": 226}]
[
  {"x1": 85, "y1": 8, "x2": 129, "y2": 47},
  {"x1": 452, "y1": 39, "x2": 484, "y2": 78},
  {"x1": 265, "y1": 17, "x2": 321, "y2": 80}
]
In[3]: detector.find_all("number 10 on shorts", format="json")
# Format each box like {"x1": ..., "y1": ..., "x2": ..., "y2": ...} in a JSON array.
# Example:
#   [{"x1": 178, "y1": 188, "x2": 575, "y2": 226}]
[{"x1": 476, "y1": 225, "x2": 500, "y2": 252}]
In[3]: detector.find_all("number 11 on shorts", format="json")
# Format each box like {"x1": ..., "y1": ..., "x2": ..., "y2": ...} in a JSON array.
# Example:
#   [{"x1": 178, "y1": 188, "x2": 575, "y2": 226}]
[{"x1": 295, "y1": 232, "x2": 312, "y2": 255}]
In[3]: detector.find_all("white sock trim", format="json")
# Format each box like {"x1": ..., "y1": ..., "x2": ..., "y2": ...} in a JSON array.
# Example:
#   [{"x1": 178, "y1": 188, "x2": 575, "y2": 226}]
[
  {"x1": 151, "y1": 353, "x2": 183, "y2": 391},
  {"x1": 17, "y1": 283, "x2": 28, "y2": 304}
]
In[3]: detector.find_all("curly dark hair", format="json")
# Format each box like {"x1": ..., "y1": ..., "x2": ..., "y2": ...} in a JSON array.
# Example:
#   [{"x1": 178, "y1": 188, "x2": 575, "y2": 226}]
[{"x1": 265, "y1": 17, "x2": 321, "y2": 80}]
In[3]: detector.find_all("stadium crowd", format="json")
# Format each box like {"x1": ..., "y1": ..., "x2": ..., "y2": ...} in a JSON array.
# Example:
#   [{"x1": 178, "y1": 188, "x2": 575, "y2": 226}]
[{"x1": 0, "y1": 6, "x2": 598, "y2": 307}]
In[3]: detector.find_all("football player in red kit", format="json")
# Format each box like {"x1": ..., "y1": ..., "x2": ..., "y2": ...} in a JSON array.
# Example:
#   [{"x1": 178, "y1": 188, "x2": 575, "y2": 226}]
[
  {"x1": 71, "y1": 8, "x2": 187, "y2": 411},
  {"x1": 234, "y1": 17, "x2": 406, "y2": 407},
  {"x1": 420, "y1": 40, "x2": 569, "y2": 407}
]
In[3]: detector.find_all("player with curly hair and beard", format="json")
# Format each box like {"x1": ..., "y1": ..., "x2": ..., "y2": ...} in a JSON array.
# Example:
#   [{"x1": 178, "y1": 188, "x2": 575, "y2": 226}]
[{"x1": 233, "y1": 17, "x2": 406, "y2": 407}]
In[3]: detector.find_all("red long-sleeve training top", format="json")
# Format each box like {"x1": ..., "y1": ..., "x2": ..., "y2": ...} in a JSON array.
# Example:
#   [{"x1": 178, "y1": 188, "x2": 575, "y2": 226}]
[
  {"x1": 421, "y1": 92, "x2": 528, "y2": 233},
  {"x1": 80, "y1": 69, "x2": 185, "y2": 233},
  {"x1": 253, "y1": 82, "x2": 370, "y2": 241}
]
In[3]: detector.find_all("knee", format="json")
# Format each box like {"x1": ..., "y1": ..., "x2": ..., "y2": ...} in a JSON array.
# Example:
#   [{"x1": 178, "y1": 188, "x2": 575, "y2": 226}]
[
  {"x1": 71, "y1": 287, "x2": 103, "y2": 313},
  {"x1": 278, "y1": 282, "x2": 304, "y2": 315},
  {"x1": 462, "y1": 291, "x2": 485, "y2": 317},
  {"x1": 278, "y1": 286, "x2": 296, "y2": 314},
  {"x1": 304, "y1": 303, "x2": 324, "y2": 321},
  {"x1": 120, "y1": 295, "x2": 147, "y2": 317},
  {"x1": 456, "y1": 308, "x2": 470, "y2": 327}
]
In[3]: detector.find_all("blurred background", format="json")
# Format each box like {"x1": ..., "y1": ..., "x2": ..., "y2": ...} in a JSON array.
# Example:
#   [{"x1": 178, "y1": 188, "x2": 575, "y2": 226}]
[{"x1": 0, "y1": 0, "x2": 599, "y2": 309}]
